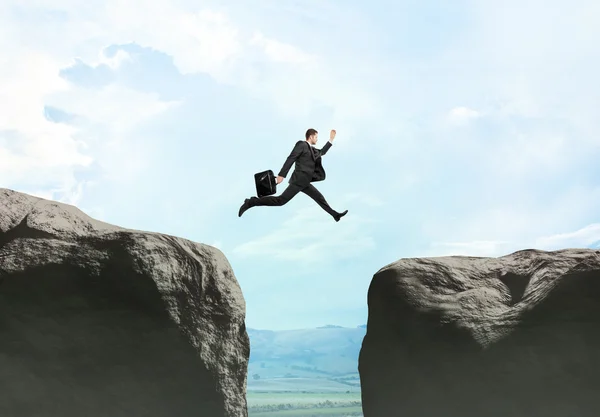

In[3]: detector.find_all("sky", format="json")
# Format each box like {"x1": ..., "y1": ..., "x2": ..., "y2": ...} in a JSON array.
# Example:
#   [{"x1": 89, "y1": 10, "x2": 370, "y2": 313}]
[{"x1": 1, "y1": 0, "x2": 600, "y2": 330}]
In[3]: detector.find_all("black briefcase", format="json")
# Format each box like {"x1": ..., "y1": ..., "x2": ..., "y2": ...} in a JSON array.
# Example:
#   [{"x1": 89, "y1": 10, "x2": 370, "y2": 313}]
[{"x1": 254, "y1": 169, "x2": 277, "y2": 197}]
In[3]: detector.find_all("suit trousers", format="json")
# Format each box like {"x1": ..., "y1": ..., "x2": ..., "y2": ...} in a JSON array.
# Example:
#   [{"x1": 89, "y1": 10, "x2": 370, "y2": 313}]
[{"x1": 252, "y1": 182, "x2": 338, "y2": 217}]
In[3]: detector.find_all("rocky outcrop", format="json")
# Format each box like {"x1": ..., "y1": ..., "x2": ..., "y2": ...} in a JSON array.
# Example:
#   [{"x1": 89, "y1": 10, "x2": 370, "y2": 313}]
[
  {"x1": 359, "y1": 249, "x2": 600, "y2": 417},
  {"x1": 0, "y1": 188, "x2": 249, "y2": 417}
]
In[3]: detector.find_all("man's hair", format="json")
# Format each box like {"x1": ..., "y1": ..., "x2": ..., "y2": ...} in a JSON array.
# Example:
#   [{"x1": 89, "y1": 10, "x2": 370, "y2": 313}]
[{"x1": 305, "y1": 128, "x2": 318, "y2": 140}]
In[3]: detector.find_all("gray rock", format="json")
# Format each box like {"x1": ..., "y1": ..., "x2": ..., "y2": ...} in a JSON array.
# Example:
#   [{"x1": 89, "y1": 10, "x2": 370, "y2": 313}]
[
  {"x1": 0, "y1": 188, "x2": 249, "y2": 417},
  {"x1": 359, "y1": 249, "x2": 600, "y2": 417}
]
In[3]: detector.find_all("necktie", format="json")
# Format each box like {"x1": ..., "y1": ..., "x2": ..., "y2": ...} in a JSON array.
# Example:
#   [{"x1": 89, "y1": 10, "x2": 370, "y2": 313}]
[{"x1": 308, "y1": 142, "x2": 317, "y2": 159}]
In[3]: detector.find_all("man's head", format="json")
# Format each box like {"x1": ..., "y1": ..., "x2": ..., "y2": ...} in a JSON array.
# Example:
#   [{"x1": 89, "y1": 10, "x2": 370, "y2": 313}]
[{"x1": 305, "y1": 128, "x2": 318, "y2": 145}]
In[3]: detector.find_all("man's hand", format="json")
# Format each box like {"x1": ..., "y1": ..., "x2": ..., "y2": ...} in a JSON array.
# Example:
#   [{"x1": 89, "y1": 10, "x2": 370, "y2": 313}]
[
  {"x1": 276, "y1": 176, "x2": 284, "y2": 184},
  {"x1": 330, "y1": 129, "x2": 336, "y2": 141}
]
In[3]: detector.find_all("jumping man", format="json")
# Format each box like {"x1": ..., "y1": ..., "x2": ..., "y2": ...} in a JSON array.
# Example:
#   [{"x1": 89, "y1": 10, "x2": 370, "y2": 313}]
[{"x1": 238, "y1": 128, "x2": 348, "y2": 221}]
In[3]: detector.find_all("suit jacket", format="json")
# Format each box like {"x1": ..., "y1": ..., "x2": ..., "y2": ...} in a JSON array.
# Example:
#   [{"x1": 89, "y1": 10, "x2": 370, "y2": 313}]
[{"x1": 278, "y1": 140, "x2": 333, "y2": 187}]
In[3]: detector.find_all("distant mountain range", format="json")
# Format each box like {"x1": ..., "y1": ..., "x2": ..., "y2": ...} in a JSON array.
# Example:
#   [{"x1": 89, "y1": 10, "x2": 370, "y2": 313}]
[{"x1": 247, "y1": 325, "x2": 367, "y2": 390}]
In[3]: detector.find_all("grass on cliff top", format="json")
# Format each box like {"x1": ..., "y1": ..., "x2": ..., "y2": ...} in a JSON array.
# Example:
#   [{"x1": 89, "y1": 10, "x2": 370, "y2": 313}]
[{"x1": 247, "y1": 390, "x2": 362, "y2": 417}]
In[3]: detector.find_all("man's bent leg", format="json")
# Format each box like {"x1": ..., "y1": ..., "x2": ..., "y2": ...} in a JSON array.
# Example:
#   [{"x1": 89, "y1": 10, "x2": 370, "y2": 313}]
[
  {"x1": 239, "y1": 184, "x2": 303, "y2": 217},
  {"x1": 252, "y1": 183, "x2": 302, "y2": 207},
  {"x1": 301, "y1": 184, "x2": 339, "y2": 217}
]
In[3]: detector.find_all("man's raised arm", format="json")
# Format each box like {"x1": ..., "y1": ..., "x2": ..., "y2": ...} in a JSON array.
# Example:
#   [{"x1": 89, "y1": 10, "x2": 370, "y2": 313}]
[{"x1": 318, "y1": 129, "x2": 336, "y2": 155}]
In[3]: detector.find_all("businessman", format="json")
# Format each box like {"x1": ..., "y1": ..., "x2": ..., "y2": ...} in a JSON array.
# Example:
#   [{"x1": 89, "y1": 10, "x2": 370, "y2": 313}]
[{"x1": 238, "y1": 128, "x2": 348, "y2": 221}]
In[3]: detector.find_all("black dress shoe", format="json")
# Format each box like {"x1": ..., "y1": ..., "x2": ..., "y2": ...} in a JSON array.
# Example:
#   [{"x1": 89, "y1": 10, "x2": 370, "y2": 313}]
[
  {"x1": 334, "y1": 209, "x2": 348, "y2": 222},
  {"x1": 238, "y1": 197, "x2": 257, "y2": 217}
]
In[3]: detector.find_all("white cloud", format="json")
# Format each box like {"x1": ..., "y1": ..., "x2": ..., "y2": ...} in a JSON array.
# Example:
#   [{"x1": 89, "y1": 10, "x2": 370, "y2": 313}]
[
  {"x1": 47, "y1": 82, "x2": 179, "y2": 133},
  {"x1": 446, "y1": 106, "x2": 480, "y2": 125},
  {"x1": 535, "y1": 223, "x2": 600, "y2": 250},
  {"x1": 97, "y1": 48, "x2": 132, "y2": 69},
  {"x1": 426, "y1": 222, "x2": 600, "y2": 258},
  {"x1": 0, "y1": 50, "x2": 178, "y2": 199},
  {"x1": 232, "y1": 205, "x2": 376, "y2": 262},
  {"x1": 175, "y1": 9, "x2": 243, "y2": 76},
  {"x1": 0, "y1": 50, "x2": 91, "y2": 197},
  {"x1": 0, "y1": 1, "x2": 187, "y2": 202},
  {"x1": 250, "y1": 31, "x2": 316, "y2": 65},
  {"x1": 100, "y1": 3, "x2": 244, "y2": 79}
]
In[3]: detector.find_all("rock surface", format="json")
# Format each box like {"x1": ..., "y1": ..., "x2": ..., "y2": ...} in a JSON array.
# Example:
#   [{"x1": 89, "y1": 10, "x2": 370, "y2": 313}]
[
  {"x1": 0, "y1": 188, "x2": 249, "y2": 417},
  {"x1": 359, "y1": 249, "x2": 600, "y2": 417}
]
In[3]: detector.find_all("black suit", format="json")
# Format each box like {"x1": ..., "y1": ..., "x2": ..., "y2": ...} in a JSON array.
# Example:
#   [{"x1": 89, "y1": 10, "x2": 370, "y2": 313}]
[
  {"x1": 279, "y1": 140, "x2": 331, "y2": 186},
  {"x1": 250, "y1": 140, "x2": 339, "y2": 217}
]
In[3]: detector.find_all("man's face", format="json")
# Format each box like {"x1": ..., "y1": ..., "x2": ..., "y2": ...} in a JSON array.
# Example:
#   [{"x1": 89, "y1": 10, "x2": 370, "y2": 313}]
[{"x1": 309, "y1": 133, "x2": 318, "y2": 144}]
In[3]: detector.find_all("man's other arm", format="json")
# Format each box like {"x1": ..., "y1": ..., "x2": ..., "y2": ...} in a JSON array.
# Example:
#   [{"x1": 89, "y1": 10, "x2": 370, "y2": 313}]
[{"x1": 278, "y1": 140, "x2": 304, "y2": 178}]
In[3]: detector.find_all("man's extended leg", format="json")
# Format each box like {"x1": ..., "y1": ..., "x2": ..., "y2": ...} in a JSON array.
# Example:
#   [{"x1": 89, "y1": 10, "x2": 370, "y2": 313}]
[
  {"x1": 301, "y1": 184, "x2": 348, "y2": 221},
  {"x1": 239, "y1": 183, "x2": 303, "y2": 217}
]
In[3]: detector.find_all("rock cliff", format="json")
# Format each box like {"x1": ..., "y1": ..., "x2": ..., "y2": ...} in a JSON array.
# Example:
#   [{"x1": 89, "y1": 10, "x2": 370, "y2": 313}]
[
  {"x1": 0, "y1": 188, "x2": 249, "y2": 417},
  {"x1": 359, "y1": 249, "x2": 600, "y2": 417}
]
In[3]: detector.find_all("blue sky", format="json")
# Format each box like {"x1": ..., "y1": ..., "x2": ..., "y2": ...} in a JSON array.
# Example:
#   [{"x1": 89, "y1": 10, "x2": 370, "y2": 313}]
[{"x1": 1, "y1": 0, "x2": 600, "y2": 330}]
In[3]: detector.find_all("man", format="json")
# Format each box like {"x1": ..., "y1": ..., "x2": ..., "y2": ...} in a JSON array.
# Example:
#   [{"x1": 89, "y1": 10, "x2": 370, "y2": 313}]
[{"x1": 238, "y1": 128, "x2": 348, "y2": 221}]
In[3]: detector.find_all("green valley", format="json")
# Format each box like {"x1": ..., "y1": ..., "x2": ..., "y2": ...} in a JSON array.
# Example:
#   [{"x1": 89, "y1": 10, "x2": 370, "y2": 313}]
[{"x1": 246, "y1": 325, "x2": 366, "y2": 416}]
